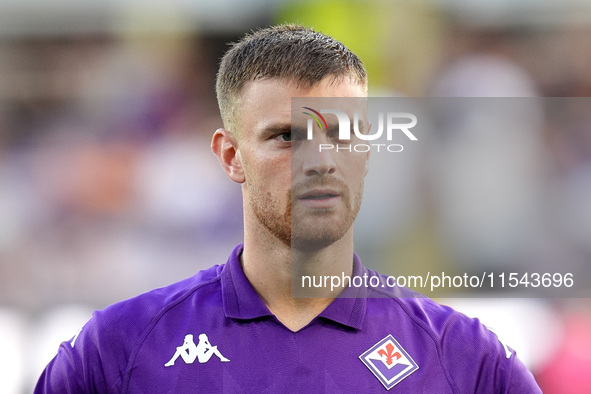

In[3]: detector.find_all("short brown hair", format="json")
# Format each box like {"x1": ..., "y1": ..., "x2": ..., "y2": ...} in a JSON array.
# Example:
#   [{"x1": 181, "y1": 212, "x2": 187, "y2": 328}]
[{"x1": 215, "y1": 24, "x2": 367, "y2": 131}]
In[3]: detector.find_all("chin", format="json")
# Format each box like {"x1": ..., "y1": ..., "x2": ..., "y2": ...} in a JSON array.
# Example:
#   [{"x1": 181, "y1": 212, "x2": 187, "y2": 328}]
[{"x1": 290, "y1": 228, "x2": 348, "y2": 252}]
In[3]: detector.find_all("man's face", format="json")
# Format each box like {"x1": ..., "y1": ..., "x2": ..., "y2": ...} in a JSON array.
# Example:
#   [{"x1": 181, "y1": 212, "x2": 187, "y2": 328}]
[{"x1": 234, "y1": 77, "x2": 368, "y2": 250}]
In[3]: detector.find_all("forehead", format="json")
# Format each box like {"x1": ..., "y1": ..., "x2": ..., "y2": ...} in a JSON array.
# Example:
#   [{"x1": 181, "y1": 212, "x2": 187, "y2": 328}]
[{"x1": 236, "y1": 77, "x2": 366, "y2": 134}]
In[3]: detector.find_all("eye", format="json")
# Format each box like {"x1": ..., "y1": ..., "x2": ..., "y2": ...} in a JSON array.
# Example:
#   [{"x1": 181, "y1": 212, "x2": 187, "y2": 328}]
[
  {"x1": 277, "y1": 132, "x2": 292, "y2": 142},
  {"x1": 328, "y1": 127, "x2": 348, "y2": 144}
]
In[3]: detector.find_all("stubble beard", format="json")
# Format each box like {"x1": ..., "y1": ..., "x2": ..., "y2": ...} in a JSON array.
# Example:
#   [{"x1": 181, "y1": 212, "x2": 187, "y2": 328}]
[{"x1": 247, "y1": 175, "x2": 363, "y2": 251}]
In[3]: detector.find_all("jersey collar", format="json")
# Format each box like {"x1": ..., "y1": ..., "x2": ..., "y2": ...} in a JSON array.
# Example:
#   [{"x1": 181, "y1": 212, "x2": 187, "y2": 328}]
[
  {"x1": 221, "y1": 244, "x2": 367, "y2": 330},
  {"x1": 221, "y1": 244, "x2": 274, "y2": 320},
  {"x1": 317, "y1": 253, "x2": 366, "y2": 330}
]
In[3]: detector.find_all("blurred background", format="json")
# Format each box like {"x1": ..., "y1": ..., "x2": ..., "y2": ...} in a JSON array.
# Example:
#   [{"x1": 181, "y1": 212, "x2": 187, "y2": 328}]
[{"x1": 1, "y1": 0, "x2": 590, "y2": 392}]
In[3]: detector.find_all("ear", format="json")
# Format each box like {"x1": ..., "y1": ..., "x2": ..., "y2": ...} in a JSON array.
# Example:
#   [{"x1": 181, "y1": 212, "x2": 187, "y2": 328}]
[{"x1": 211, "y1": 128, "x2": 245, "y2": 183}]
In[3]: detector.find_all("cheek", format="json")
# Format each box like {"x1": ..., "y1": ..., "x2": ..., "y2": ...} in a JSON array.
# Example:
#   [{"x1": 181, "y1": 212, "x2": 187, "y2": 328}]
[
  {"x1": 241, "y1": 144, "x2": 291, "y2": 187},
  {"x1": 341, "y1": 154, "x2": 368, "y2": 178},
  {"x1": 263, "y1": 157, "x2": 292, "y2": 184},
  {"x1": 246, "y1": 162, "x2": 291, "y2": 192}
]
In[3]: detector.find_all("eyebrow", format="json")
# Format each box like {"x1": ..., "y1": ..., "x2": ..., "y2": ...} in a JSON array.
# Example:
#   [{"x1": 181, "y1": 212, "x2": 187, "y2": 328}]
[
  {"x1": 259, "y1": 123, "x2": 308, "y2": 138},
  {"x1": 357, "y1": 119, "x2": 368, "y2": 133},
  {"x1": 259, "y1": 123, "x2": 292, "y2": 139},
  {"x1": 342, "y1": 119, "x2": 367, "y2": 134},
  {"x1": 258, "y1": 118, "x2": 365, "y2": 139}
]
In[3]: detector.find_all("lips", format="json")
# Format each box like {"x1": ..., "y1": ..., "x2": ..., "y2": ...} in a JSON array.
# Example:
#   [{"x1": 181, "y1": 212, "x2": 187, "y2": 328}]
[
  {"x1": 295, "y1": 188, "x2": 342, "y2": 209},
  {"x1": 298, "y1": 189, "x2": 340, "y2": 200}
]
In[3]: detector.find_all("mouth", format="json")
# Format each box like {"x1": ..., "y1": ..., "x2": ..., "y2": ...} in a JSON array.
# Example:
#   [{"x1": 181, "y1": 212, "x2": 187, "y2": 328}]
[
  {"x1": 296, "y1": 189, "x2": 341, "y2": 208},
  {"x1": 298, "y1": 189, "x2": 340, "y2": 200}
]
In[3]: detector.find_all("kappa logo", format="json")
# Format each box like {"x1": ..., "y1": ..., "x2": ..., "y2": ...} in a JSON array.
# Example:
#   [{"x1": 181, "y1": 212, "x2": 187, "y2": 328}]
[
  {"x1": 359, "y1": 335, "x2": 419, "y2": 390},
  {"x1": 164, "y1": 333, "x2": 230, "y2": 367}
]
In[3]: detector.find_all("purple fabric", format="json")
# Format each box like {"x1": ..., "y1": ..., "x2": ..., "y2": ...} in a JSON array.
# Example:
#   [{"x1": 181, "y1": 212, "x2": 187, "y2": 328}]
[{"x1": 35, "y1": 244, "x2": 541, "y2": 393}]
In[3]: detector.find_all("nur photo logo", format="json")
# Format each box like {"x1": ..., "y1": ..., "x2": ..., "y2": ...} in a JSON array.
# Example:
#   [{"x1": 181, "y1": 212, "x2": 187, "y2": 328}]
[{"x1": 302, "y1": 107, "x2": 418, "y2": 153}]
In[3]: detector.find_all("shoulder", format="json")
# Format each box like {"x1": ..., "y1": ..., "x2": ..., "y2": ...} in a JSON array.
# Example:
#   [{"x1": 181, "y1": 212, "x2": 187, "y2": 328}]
[
  {"x1": 362, "y1": 267, "x2": 497, "y2": 342},
  {"x1": 363, "y1": 267, "x2": 460, "y2": 334},
  {"x1": 94, "y1": 264, "x2": 223, "y2": 334},
  {"x1": 430, "y1": 301, "x2": 541, "y2": 392},
  {"x1": 84, "y1": 263, "x2": 225, "y2": 360},
  {"x1": 34, "y1": 264, "x2": 225, "y2": 393}
]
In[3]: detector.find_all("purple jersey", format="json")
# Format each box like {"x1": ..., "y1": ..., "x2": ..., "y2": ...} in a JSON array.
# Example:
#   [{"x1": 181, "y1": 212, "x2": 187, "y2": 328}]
[{"x1": 35, "y1": 245, "x2": 541, "y2": 393}]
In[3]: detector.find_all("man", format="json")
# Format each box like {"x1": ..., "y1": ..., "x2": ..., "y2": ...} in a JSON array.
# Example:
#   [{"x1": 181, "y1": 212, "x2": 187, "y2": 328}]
[{"x1": 35, "y1": 24, "x2": 541, "y2": 392}]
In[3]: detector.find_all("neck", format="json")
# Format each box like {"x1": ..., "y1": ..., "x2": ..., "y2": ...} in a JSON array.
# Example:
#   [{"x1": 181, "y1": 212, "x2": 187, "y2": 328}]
[{"x1": 241, "y1": 211, "x2": 354, "y2": 331}]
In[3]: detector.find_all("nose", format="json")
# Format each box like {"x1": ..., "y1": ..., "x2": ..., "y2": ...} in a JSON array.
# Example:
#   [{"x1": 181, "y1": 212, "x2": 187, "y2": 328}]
[{"x1": 300, "y1": 139, "x2": 337, "y2": 177}]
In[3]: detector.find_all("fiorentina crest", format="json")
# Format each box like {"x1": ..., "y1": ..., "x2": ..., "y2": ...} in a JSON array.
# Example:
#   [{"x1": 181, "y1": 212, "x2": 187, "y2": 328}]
[{"x1": 359, "y1": 335, "x2": 419, "y2": 390}]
